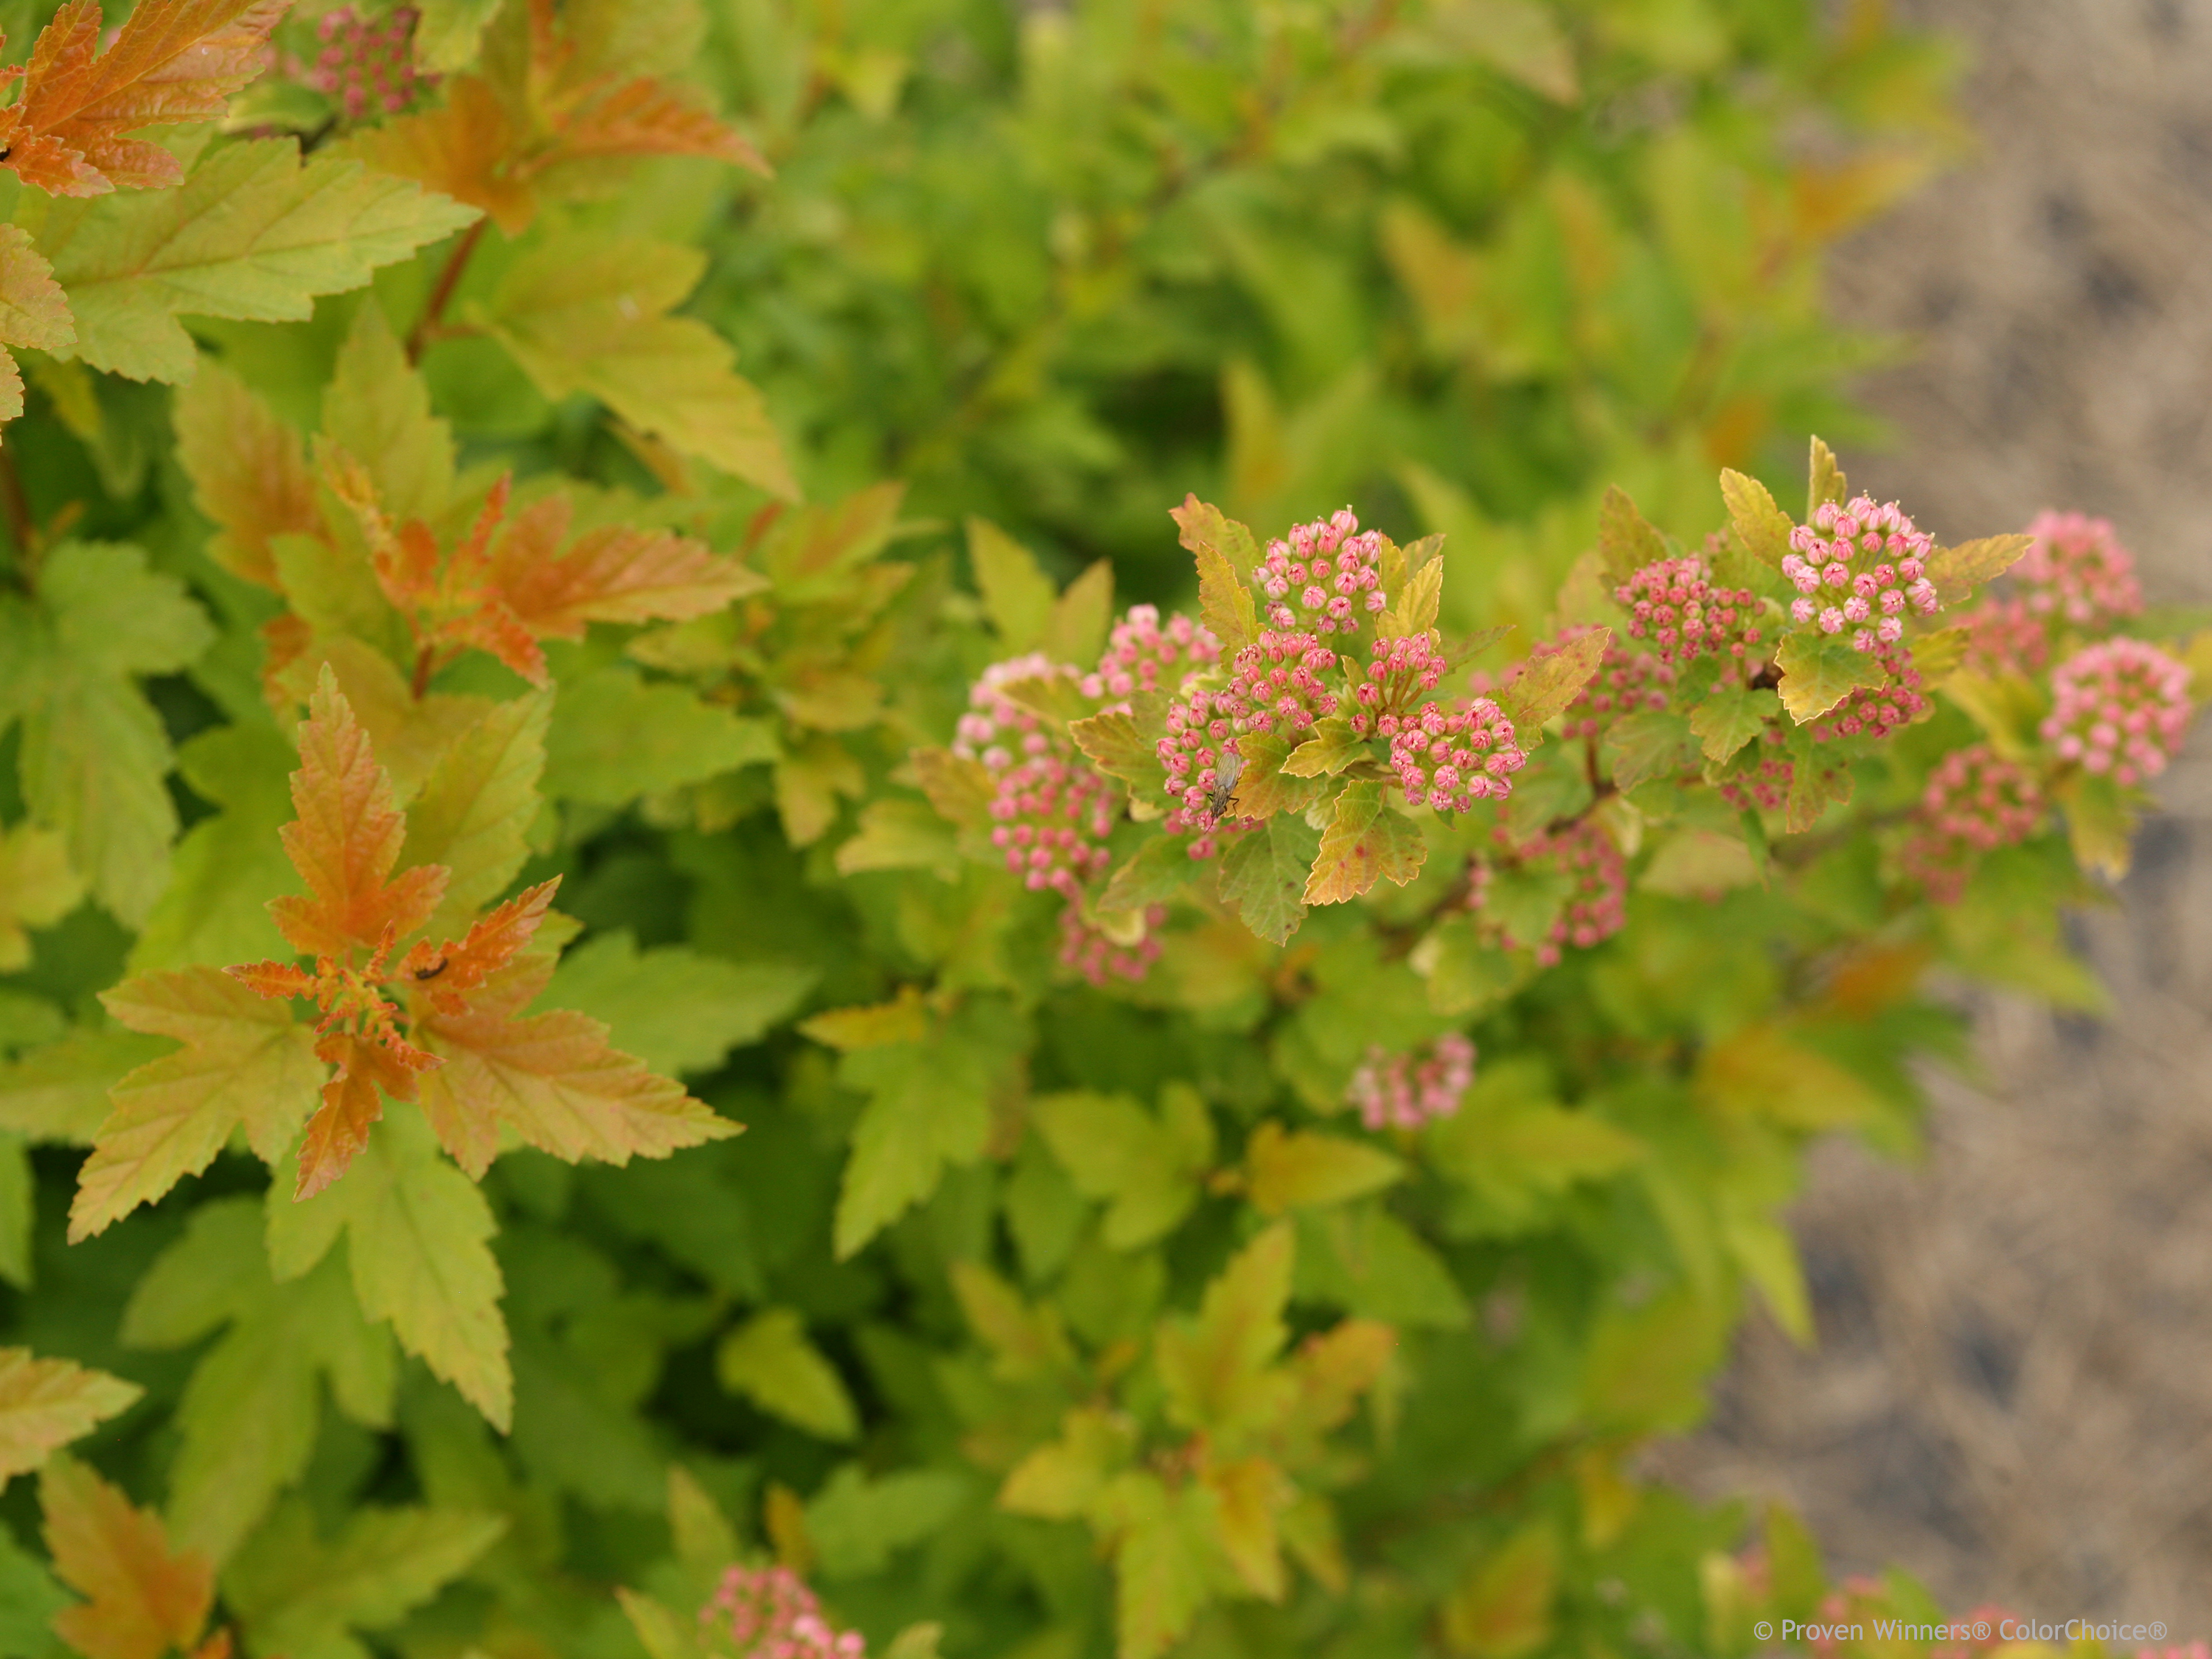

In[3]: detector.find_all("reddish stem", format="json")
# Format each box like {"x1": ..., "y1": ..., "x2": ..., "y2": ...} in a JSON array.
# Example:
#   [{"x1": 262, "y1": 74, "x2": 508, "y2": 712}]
[{"x1": 408, "y1": 219, "x2": 489, "y2": 364}]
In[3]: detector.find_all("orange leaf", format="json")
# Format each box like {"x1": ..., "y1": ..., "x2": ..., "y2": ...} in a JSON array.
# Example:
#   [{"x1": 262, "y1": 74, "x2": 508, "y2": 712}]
[
  {"x1": 41, "y1": 1454, "x2": 212, "y2": 1659},
  {"x1": 295, "y1": 1031, "x2": 434, "y2": 1199},
  {"x1": 546, "y1": 78, "x2": 769, "y2": 175},
  {"x1": 172, "y1": 362, "x2": 319, "y2": 588},
  {"x1": 0, "y1": 0, "x2": 291, "y2": 198},
  {"x1": 398, "y1": 878, "x2": 559, "y2": 1013},
  {"x1": 268, "y1": 665, "x2": 450, "y2": 956},
  {"x1": 419, "y1": 1000, "x2": 737, "y2": 1178},
  {"x1": 226, "y1": 959, "x2": 316, "y2": 1001},
  {"x1": 490, "y1": 496, "x2": 757, "y2": 636},
  {"x1": 347, "y1": 77, "x2": 534, "y2": 232}
]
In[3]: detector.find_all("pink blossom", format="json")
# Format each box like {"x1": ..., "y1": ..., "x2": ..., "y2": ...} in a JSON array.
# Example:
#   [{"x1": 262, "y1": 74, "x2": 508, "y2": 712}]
[
  {"x1": 1346, "y1": 1033, "x2": 1475, "y2": 1130},
  {"x1": 1156, "y1": 688, "x2": 1251, "y2": 857},
  {"x1": 1221, "y1": 628, "x2": 1339, "y2": 736},
  {"x1": 1079, "y1": 605, "x2": 1220, "y2": 704},
  {"x1": 310, "y1": 6, "x2": 437, "y2": 120},
  {"x1": 1472, "y1": 821, "x2": 1626, "y2": 966},
  {"x1": 1958, "y1": 595, "x2": 2051, "y2": 678},
  {"x1": 1780, "y1": 495, "x2": 1939, "y2": 653},
  {"x1": 1614, "y1": 554, "x2": 1764, "y2": 665},
  {"x1": 1060, "y1": 905, "x2": 1167, "y2": 987},
  {"x1": 1253, "y1": 508, "x2": 1385, "y2": 636},
  {"x1": 1806, "y1": 646, "x2": 1931, "y2": 744},
  {"x1": 1388, "y1": 698, "x2": 1524, "y2": 812},
  {"x1": 2017, "y1": 509, "x2": 2144, "y2": 628},
  {"x1": 1717, "y1": 748, "x2": 1793, "y2": 814},
  {"x1": 700, "y1": 1564, "x2": 866, "y2": 1659},
  {"x1": 1898, "y1": 745, "x2": 2045, "y2": 902},
  {"x1": 2040, "y1": 636, "x2": 2193, "y2": 786},
  {"x1": 960, "y1": 655, "x2": 1119, "y2": 897}
]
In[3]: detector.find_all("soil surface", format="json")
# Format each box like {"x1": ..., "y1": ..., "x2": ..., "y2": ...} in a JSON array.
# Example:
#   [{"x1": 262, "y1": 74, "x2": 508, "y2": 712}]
[{"x1": 1646, "y1": 0, "x2": 2212, "y2": 1634}]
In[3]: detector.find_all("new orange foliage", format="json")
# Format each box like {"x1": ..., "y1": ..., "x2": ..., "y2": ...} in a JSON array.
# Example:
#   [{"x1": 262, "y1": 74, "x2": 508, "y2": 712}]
[
  {"x1": 0, "y1": 0, "x2": 291, "y2": 197},
  {"x1": 41, "y1": 1455, "x2": 212, "y2": 1659}
]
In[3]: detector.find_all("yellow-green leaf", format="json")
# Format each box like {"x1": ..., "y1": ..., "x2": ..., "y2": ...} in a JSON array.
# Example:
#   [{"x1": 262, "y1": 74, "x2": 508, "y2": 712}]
[
  {"x1": 715, "y1": 1309, "x2": 859, "y2": 1441},
  {"x1": 1244, "y1": 1121, "x2": 1404, "y2": 1216}
]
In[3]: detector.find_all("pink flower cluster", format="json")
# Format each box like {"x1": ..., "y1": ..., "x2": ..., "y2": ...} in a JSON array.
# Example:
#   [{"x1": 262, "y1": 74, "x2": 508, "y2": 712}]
[
  {"x1": 1255, "y1": 508, "x2": 1387, "y2": 635},
  {"x1": 310, "y1": 6, "x2": 435, "y2": 120},
  {"x1": 1060, "y1": 905, "x2": 1167, "y2": 987},
  {"x1": 1899, "y1": 744, "x2": 2045, "y2": 902},
  {"x1": 1158, "y1": 687, "x2": 1245, "y2": 856},
  {"x1": 2041, "y1": 636, "x2": 2193, "y2": 785},
  {"x1": 958, "y1": 655, "x2": 1117, "y2": 897},
  {"x1": 1781, "y1": 495, "x2": 1938, "y2": 652},
  {"x1": 1614, "y1": 556, "x2": 1763, "y2": 664},
  {"x1": 1388, "y1": 698, "x2": 1525, "y2": 812},
  {"x1": 1806, "y1": 647, "x2": 1930, "y2": 743},
  {"x1": 1718, "y1": 751, "x2": 1792, "y2": 813},
  {"x1": 2017, "y1": 510, "x2": 2144, "y2": 627},
  {"x1": 1475, "y1": 822, "x2": 1626, "y2": 967},
  {"x1": 700, "y1": 1565, "x2": 863, "y2": 1659},
  {"x1": 1346, "y1": 1033, "x2": 1475, "y2": 1130},
  {"x1": 1557, "y1": 635, "x2": 1671, "y2": 742},
  {"x1": 1079, "y1": 604, "x2": 1219, "y2": 703},
  {"x1": 1958, "y1": 596, "x2": 2050, "y2": 678},
  {"x1": 1223, "y1": 629, "x2": 1338, "y2": 735},
  {"x1": 1349, "y1": 632, "x2": 1449, "y2": 738}
]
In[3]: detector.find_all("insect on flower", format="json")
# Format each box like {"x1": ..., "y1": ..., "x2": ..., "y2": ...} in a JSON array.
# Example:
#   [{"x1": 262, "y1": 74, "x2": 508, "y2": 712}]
[{"x1": 1205, "y1": 746, "x2": 1243, "y2": 820}]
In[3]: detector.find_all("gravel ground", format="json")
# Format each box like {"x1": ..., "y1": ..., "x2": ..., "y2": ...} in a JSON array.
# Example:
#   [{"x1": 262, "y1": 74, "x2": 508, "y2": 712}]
[{"x1": 1646, "y1": 0, "x2": 2212, "y2": 1633}]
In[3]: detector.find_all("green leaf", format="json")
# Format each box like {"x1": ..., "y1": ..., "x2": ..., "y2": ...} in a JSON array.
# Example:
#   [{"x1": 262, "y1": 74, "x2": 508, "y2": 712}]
[
  {"x1": 543, "y1": 665, "x2": 777, "y2": 806},
  {"x1": 1032, "y1": 1088, "x2": 1211, "y2": 1251},
  {"x1": 1806, "y1": 436, "x2": 1847, "y2": 517},
  {"x1": 18, "y1": 542, "x2": 214, "y2": 925},
  {"x1": 617, "y1": 1590, "x2": 711, "y2": 1659},
  {"x1": 1718, "y1": 468, "x2": 1792, "y2": 570},
  {"x1": 72, "y1": 967, "x2": 324, "y2": 1241},
  {"x1": 33, "y1": 140, "x2": 478, "y2": 383},
  {"x1": 1243, "y1": 1121, "x2": 1403, "y2": 1215},
  {"x1": 322, "y1": 302, "x2": 455, "y2": 529},
  {"x1": 1926, "y1": 534, "x2": 2034, "y2": 606},
  {"x1": 715, "y1": 1309, "x2": 859, "y2": 1441},
  {"x1": 413, "y1": 0, "x2": 504, "y2": 72},
  {"x1": 1304, "y1": 782, "x2": 1426, "y2": 905},
  {"x1": 1441, "y1": 1522, "x2": 1559, "y2": 1659},
  {"x1": 1171, "y1": 495, "x2": 1259, "y2": 652},
  {"x1": 121, "y1": 1199, "x2": 392, "y2": 1564},
  {"x1": 1773, "y1": 633, "x2": 1888, "y2": 724},
  {"x1": 0, "y1": 823, "x2": 84, "y2": 973},
  {"x1": 271, "y1": 1109, "x2": 511, "y2": 1430},
  {"x1": 1101, "y1": 836, "x2": 1197, "y2": 912},
  {"x1": 1686, "y1": 685, "x2": 1779, "y2": 765},
  {"x1": 967, "y1": 517, "x2": 1057, "y2": 652},
  {"x1": 1498, "y1": 627, "x2": 1610, "y2": 734},
  {"x1": 835, "y1": 798, "x2": 961, "y2": 875},
  {"x1": 128, "y1": 724, "x2": 298, "y2": 974},
  {"x1": 1413, "y1": 915, "x2": 1534, "y2": 1017},
  {"x1": 1154, "y1": 1223, "x2": 1295, "y2": 1441},
  {"x1": 805, "y1": 1464, "x2": 969, "y2": 1581},
  {"x1": 400, "y1": 691, "x2": 551, "y2": 935},
  {"x1": 1598, "y1": 708, "x2": 1694, "y2": 790},
  {"x1": 1294, "y1": 1202, "x2": 1469, "y2": 1328},
  {"x1": 1577, "y1": 1286, "x2": 1728, "y2": 1432},
  {"x1": 1229, "y1": 732, "x2": 1326, "y2": 820},
  {"x1": 1038, "y1": 560, "x2": 1115, "y2": 667},
  {"x1": 0, "y1": 1135, "x2": 27, "y2": 1289},
  {"x1": 1095, "y1": 1470, "x2": 1224, "y2": 1659},
  {"x1": 0, "y1": 1348, "x2": 142, "y2": 1482},
  {"x1": 0, "y1": 1028, "x2": 167, "y2": 1147},
  {"x1": 1378, "y1": 557, "x2": 1442, "y2": 639},
  {"x1": 1596, "y1": 487, "x2": 1666, "y2": 585},
  {"x1": 1217, "y1": 813, "x2": 1321, "y2": 945},
  {"x1": 545, "y1": 931, "x2": 813, "y2": 1077},
  {"x1": 831, "y1": 1002, "x2": 1020, "y2": 1258},
  {"x1": 1279, "y1": 717, "x2": 1368, "y2": 778},
  {"x1": 223, "y1": 1496, "x2": 505, "y2": 1659},
  {"x1": 1068, "y1": 706, "x2": 1166, "y2": 799},
  {"x1": 999, "y1": 1405, "x2": 1134, "y2": 1519},
  {"x1": 483, "y1": 232, "x2": 796, "y2": 498}
]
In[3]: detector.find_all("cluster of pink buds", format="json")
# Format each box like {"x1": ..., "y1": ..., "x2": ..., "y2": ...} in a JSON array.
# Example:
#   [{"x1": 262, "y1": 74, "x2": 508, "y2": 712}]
[
  {"x1": 1350, "y1": 631, "x2": 1450, "y2": 738},
  {"x1": 953, "y1": 653, "x2": 1074, "y2": 768},
  {"x1": 1806, "y1": 647, "x2": 1930, "y2": 744},
  {"x1": 2017, "y1": 510, "x2": 2144, "y2": 628},
  {"x1": 1388, "y1": 698, "x2": 1524, "y2": 812},
  {"x1": 310, "y1": 6, "x2": 436, "y2": 120},
  {"x1": 1614, "y1": 556, "x2": 1764, "y2": 664},
  {"x1": 1222, "y1": 629, "x2": 1338, "y2": 735},
  {"x1": 1079, "y1": 604, "x2": 1220, "y2": 703},
  {"x1": 1158, "y1": 688, "x2": 1246, "y2": 856},
  {"x1": 1717, "y1": 751, "x2": 1793, "y2": 814},
  {"x1": 700, "y1": 1565, "x2": 864, "y2": 1659},
  {"x1": 1958, "y1": 595, "x2": 2051, "y2": 678},
  {"x1": 1539, "y1": 630, "x2": 1672, "y2": 742},
  {"x1": 1475, "y1": 822, "x2": 1626, "y2": 967},
  {"x1": 1346, "y1": 1033, "x2": 1475, "y2": 1130},
  {"x1": 1899, "y1": 745, "x2": 2045, "y2": 902},
  {"x1": 1780, "y1": 495, "x2": 1938, "y2": 652},
  {"x1": 1059, "y1": 905, "x2": 1167, "y2": 986},
  {"x1": 986, "y1": 754, "x2": 1116, "y2": 897},
  {"x1": 2041, "y1": 636, "x2": 2193, "y2": 786},
  {"x1": 1255, "y1": 508, "x2": 1387, "y2": 635}
]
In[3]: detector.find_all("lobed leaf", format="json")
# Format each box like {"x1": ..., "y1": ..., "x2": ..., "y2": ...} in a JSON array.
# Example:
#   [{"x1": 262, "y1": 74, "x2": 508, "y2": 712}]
[
  {"x1": 1304, "y1": 782, "x2": 1425, "y2": 905},
  {"x1": 0, "y1": 1350, "x2": 141, "y2": 1483}
]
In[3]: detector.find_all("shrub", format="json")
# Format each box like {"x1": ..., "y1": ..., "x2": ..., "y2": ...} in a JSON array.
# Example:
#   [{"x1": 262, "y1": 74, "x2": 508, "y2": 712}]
[{"x1": 0, "y1": 6, "x2": 2196, "y2": 1659}]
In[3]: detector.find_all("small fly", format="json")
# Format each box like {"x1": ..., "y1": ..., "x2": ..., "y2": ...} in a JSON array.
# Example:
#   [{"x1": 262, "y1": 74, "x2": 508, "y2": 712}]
[{"x1": 1203, "y1": 748, "x2": 1243, "y2": 820}]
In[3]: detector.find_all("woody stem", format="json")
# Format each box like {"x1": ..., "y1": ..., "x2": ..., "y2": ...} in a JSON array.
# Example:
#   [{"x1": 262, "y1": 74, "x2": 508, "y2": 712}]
[
  {"x1": 0, "y1": 447, "x2": 35, "y2": 579},
  {"x1": 408, "y1": 219, "x2": 489, "y2": 364}
]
